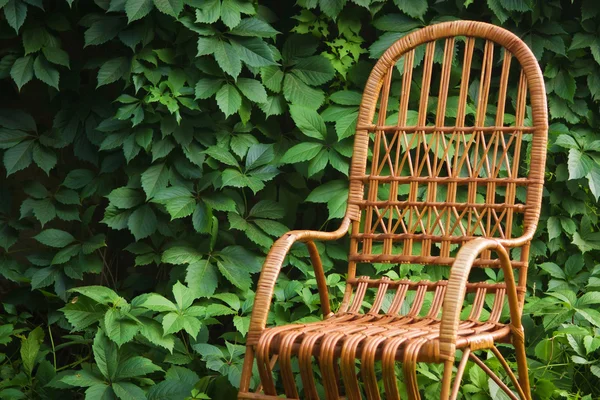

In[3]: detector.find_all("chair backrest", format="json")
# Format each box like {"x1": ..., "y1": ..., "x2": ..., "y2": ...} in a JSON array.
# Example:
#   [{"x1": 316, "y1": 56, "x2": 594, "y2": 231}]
[{"x1": 345, "y1": 21, "x2": 547, "y2": 294}]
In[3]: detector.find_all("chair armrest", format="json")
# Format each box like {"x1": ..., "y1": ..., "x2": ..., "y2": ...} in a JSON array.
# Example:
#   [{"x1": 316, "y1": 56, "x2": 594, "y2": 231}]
[
  {"x1": 438, "y1": 238, "x2": 522, "y2": 360},
  {"x1": 247, "y1": 218, "x2": 351, "y2": 343}
]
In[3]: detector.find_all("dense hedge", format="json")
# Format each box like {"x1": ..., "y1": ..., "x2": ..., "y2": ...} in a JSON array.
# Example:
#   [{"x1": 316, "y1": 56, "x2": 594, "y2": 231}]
[{"x1": 1, "y1": 0, "x2": 600, "y2": 399}]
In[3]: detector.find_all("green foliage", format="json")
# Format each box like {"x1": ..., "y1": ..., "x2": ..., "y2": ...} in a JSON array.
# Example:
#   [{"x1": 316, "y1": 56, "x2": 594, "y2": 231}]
[{"x1": 1, "y1": 0, "x2": 600, "y2": 399}]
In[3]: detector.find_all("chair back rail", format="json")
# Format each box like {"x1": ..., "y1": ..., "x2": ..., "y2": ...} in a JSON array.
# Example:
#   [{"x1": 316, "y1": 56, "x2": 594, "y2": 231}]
[{"x1": 345, "y1": 21, "x2": 548, "y2": 303}]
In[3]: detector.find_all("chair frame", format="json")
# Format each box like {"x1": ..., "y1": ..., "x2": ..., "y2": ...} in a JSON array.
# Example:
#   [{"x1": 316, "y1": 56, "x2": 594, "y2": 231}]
[{"x1": 238, "y1": 20, "x2": 547, "y2": 400}]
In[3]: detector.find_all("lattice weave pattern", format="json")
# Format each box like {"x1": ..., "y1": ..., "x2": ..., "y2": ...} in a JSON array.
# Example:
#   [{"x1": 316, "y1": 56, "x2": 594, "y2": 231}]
[{"x1": 239, "y1": 20, "x2": 547, "y2": 400}]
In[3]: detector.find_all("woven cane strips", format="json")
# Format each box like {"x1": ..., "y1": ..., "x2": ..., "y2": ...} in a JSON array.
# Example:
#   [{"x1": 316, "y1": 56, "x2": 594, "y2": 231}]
[{"x1": 238, "y1": 20, "x2": 547, "y2": 400}]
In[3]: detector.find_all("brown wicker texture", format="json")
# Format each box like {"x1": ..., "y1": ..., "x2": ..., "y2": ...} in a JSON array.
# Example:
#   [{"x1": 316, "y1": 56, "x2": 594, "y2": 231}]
[{"x1": 238, "y1": 20, "x2": 547, "y2": 400}]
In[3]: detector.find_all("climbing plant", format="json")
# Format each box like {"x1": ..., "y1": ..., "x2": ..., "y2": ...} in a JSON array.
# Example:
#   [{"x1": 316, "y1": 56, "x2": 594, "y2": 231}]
[{"x1": 0, "y1": 0, "x2": 599, "y2": 399}]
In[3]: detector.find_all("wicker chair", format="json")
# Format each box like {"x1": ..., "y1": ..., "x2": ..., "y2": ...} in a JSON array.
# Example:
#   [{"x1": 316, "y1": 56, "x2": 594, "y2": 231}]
[{"x1": 238, "y1": 20, "x2": 547, "y2": 400}]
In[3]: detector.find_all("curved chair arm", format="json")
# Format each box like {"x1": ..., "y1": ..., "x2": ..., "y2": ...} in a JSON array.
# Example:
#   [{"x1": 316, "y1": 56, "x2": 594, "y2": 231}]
[
  {"x1": 439, "y1": 238, "x2": 522, "y2": 360},
  {"x1": 247, "y1": 218, "x2": 352, "y2": 343}
]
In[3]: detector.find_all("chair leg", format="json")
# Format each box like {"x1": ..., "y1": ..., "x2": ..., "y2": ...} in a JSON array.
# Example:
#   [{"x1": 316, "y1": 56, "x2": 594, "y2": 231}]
[
  {"x1": 440, "y1": 359, "x2": 454, "y2": 400},
  {"x1": 239, "y1": 346, "x2": 254, "y2": 396},
  {"x1": 513, "y1": 338, "x2": 532, "y2": 400}
]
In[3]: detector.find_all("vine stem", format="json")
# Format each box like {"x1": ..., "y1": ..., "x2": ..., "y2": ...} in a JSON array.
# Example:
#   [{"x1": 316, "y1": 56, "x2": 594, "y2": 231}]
[
  {"x1": 56, "y1": 355, "x2": 90, "y2": 372},
  {"x1": 48, "y1": 326, "x2": 57, "y2": 372}
]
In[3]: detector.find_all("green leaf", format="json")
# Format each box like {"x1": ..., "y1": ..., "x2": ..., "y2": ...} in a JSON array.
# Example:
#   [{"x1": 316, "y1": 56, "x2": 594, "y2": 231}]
[
  {"x1": 116, "y1": 356, "x2": 162, "y2": 379},
  {"x1": 539, "y1": 262, "x2": 566, "y2": 280},
  {"x1": 233, "y1": 315, "x2": 250, "y2": 336},
  {"x1": 578, "y1": 292, "x2": 600, "y2": 307},
  {"x1": 3, "y1": 139, "x2": 34, "y2": 175},
  {"x1": 230, "y1": 37, "x2": 276, "y2": 67},
  {"x1": 85, "y1": 17, "x2": 125, "y2": 47},
  {"x1": 589, "y1": 73, "x2": 600, "y2": 101},
  {"x1": 591, "y1": 39, "x2": 600, "y2": 65},
  {"x1": 93, "y1": 329, "x2": 119, "y2": 381},
  {"x1": 112, "y1": 382, "x2": 146, "y2": 400},
  {"x1": 369, "y1": 31, "x2": 406, "y2": 59},
  {"x1": 162, "y1": 247, "x2": 201, "y2": 268},
  {"x1": 63, "y1": 169, "x2": 95, "y2": 189},
  {"x1": 195, "y1": 0, "x2": 220, "y2": 23},
  {"x1": 577, "y1": 308, "x2": 600, "y2": 328},
  {"x1": 584, "y1": 336, "x2": 600, "y2": 354},
  {"x1": 203, "y1": 193, "x2": 237, "y2": 212},
  {"x1": 70, "y1": 286, "x2": 123, "y2": 305},
  {"x1": 154, "y1": 0, "x2": 183, "y2": 18},
  {"x1": 319, "y1": 0, "x2": 346, "y2": 18},
  {"x1": 172, "y1": 281, "x2": 196, "y2": 310},
  {"x1": 308, "y1": 148, "x2": 328, "y2": 176},
  {"x1": 217, "y1": 258, "x2": 251, "y2": 291},
  {"x1": 29, "y1": 198, "x2": 56, "y2": 226},
  {"x1": 23, "y1": 26, "x2": 51, "y2": 55},
  {"x1": 280, "y1": 142, "x2": 323, "y2": 164},
  {"x1": 569, "y1": 33, "x2": 595, "y2": 51},
  {"x1": 220, "y1": 0, "x2": 243, "y2": 28},
  {"x1": 60, "y1": 295, "x2": 106, "y2": 330},
  {"x1": 97, "y1": 57, "x2": 129, "y2": 88},
  {"x1": 587, "y1": 168, "x2": 600, "y2": 201},
  {"x1": 393, "y1": 0, "x2": 427, "y2": 18},
  {"x1": 335, "y1": 111, "x2": 358, "y2": 140},
  {"x1": 60, "y1": 370, "x2": 105, "y2": 388},
  {"x1": 151, "y1": 138, "x2": 175, "y2": 162},
  {"x1": 128, "y1": 204, "x2": 157, "y2": 240},
  {"x1": 258, "y1": 95, "x2": 286, "y2": 117},
  {"x1": 141, "y1": 163, "x2": 169, "y2": 199},
  {"x1": 104, "y1": 308, "x2": 139, "y2": 346},
  {"x1": 283, "y1": 73, "x2": 324, "y2": 108},
  {"x1": 4, "y1": 0, "x2": 27, "y2": 33},
  {"x1": 20, "y1": 326, "x2": 43, "y2": 375},
  {"x1": 221, "y1": 168, "x2": 249, "y2": 189},
  {"x1": 213, "y1": 40, "x2": 242, "y2": 79},
  {"x1": 373, "y1": 13, "x2": 421, "y2": 32},
  {"x1": 30, "y1": 266, "x2": 56, "y2": 289},
  {"x1": 139, "y1": 293, "x2": 177, "y2": 312},
  {"x1": 192, "y1": 202, "x2": 212, "y2": 233},
  {"x1": 107, "y1": 187, "x2": 144, "y2": 209},
  {"x1": 245, "y1": 143, "x2": 274, "y2": 170},
  {"x1": 219, "y1": 245, "x2": 261, "y2": 272},
  {"x1": 289, "y1": 104, "x2": 327, "y2": 140},
  {"x1": 85, "y1": 385, "x2": 114, "y2": 399},
  {"x1": 204, "y1": 145, "x2": 239, "y2": 166},
  {"x1": 229, "y1": 17, "x2": 279, "y2": 37},
  {"x1": 166, "y1": 197, "x2": 196, "y2": 220},
  {"x1": 33, "y1": 55, "x2": 59, "y2": 89},
  {"x1": 499, "y1": 0, "x2": 531, "y2": 11},
  {"x1": 32, "y1": 143, "x2": 57, "y2": 174},
  {"x1": 554, "y1": 134, "x2": 578, "y2": 149},
  {"x1": 249, "y1": 200, "x2": 284, "y2": 219},
  {"x1": 546, "y1": 216, "x2": 562, "y2": 241},
  {"x1": 0, "y1": 128, "x2": 29, "y2": 149},
  {"x1": 125, "y1": 0, "x2": 154, "y2": 22},
  {"x1": 291, "y1": 56, "x2": 335, "y2": 86},
  {"x1": 34, "y1": 229, "x2": 75, "y2": 248},
  {"x1": 186, "y1": 259, "x2": 218, "y2": 298},
  {"x1": 236, "y1": 78, "x2": 267, "y2": 103},
  {"x1": 195, "y1": 78, "x2": 223, "y2": 99},
  {"x1": 147, "y1": 380, "x2": 194, "y2": 399},
  {"x1": 138, "y1": 318, "x2": 175, "y2": 353},
  {"x1": 260, "y1": 66, "x2": 284, "y2": 92},
  {"x1": 215, "y1": 83, "x2": 242, "y2": 117},
  {"x1": 552, "y1": 70, "x2": 576, "y2": 102},
  {"x1": 162, "y1": 312, "x2": 201, "y2": 338},
  {"x1": 568, "y1": 149, "x2": 594, "y2": 180},
  {"x1": 10, "y1": 55, "x2": 34, "y2": 91},
  {"x1": 153, "y1": 187, "x2": 196, "y2": 220}
]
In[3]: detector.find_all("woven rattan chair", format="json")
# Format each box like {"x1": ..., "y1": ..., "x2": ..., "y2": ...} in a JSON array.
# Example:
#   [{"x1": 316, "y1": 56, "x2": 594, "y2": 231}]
[{"x1": 238, "y1": 20, "x2": 547, "y2": 400}]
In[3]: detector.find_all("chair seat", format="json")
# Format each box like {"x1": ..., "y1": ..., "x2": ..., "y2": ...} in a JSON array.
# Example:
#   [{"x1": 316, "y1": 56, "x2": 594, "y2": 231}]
[{"x1": 257, "y1": 313, "x2": 511, "y2": 363}]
